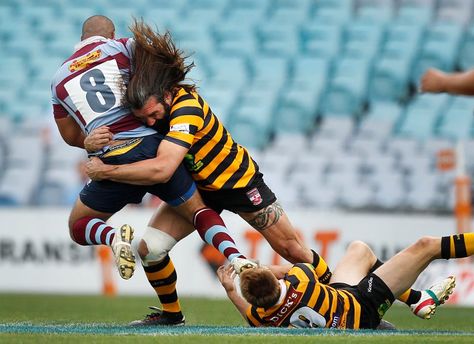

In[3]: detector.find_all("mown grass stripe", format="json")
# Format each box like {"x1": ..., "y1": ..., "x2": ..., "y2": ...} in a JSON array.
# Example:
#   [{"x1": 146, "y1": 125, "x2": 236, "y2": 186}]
[{"x1": 1, "y1": 324, "x2": 473, "y2": 337}]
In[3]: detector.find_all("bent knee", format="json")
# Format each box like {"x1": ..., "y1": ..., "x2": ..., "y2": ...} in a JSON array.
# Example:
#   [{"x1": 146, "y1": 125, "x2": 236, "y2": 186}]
[
  {"x1": 346, "y1": 240, "x2": 374, "y2": 260},
  {"x1": 411, "y1": 236, "x2": 438, "y2": 251}
]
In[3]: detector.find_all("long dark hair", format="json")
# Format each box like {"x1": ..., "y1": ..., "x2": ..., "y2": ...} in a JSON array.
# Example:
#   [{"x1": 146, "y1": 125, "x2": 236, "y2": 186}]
[{"x1": 125, "y1": 19, "x2": 195, "y2": 109}]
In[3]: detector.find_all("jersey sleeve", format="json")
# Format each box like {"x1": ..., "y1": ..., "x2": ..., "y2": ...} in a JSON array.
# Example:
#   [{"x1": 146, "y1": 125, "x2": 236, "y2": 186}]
[
  {"x1": 245, "y1": 306, "x2": 262, "y2": 327},
  {"x1": 51, "y1": 82, "x2": 69, "y2": 119},
  {"x1": 164, "y1": 96, "x2": 205, "y2": 149}
]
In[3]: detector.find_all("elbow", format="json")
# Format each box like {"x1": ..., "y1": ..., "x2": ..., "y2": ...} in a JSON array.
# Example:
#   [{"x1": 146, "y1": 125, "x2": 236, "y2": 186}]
[{"x1": 147, "y1": 168, "x2": 173, "y2": 185}]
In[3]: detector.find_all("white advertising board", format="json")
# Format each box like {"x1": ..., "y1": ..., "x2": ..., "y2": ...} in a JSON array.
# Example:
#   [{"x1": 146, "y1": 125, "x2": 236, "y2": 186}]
[{"x1": 1, "y1": 207, "x2": 473, "y2": 305}]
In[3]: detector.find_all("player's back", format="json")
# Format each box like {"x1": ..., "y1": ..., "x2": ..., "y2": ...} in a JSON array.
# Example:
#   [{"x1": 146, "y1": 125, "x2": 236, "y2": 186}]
[{"x1": 51, "y1": 37, "x2": 155, "y2": 139}]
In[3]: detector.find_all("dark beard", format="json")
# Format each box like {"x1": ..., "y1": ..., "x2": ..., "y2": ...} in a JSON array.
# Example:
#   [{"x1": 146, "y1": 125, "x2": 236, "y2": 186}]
[
  {"x1": 150, "y1": 117, "x2": 170, "y2": 135},
  {"x1": 149, "y1": 102, "x2": 171, "y2": 135}
]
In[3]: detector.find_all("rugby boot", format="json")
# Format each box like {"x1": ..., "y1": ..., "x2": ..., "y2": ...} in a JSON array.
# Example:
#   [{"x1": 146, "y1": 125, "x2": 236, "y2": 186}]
[
  {"x1": 231, "y1": 257, "x2": 259, "y2": 274},
  {"x1": 376, "y1": 319, "x2": 396, "y2": 330},
  {"x1": 129, "y1": 306, "x2": 185, "y2": 326},
  {"x1": 411, "y1": 276, "x2": 456, "y2": 319},
  {"x1": 111, "y1": 224, "x2": 136, "y2": 280}
]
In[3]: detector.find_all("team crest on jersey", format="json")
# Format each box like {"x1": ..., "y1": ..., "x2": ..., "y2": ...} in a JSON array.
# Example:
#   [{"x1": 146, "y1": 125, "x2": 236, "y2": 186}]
[
  {"x1": 69, "y1": 50, "x2": 102, "y2": 72},
  {"x1": 246, "y1": 188, "x2": 263, "y2": 205}
]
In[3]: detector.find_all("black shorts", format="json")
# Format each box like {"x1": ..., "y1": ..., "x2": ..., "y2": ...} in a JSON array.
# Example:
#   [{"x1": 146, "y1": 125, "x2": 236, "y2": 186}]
[
  {"x1": 80, "y1": 134, "x2": 196, "y2": 213},
  {"x1": 333, "y1": 273, "x2": 395, "y2": 329},
  {"x1": 199, "y1": 172, "x2": 277, "y2": 214}
]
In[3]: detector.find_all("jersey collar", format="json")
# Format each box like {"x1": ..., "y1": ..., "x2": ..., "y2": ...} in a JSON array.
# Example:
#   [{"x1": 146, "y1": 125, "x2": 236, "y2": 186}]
[{"x1": 74, "y1": 36, "x2": 109, "y2": 52}]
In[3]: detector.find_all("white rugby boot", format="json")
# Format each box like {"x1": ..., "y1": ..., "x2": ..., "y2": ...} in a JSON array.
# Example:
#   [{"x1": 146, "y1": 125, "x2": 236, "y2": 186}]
[
  {"x1": 231, "y1": 257, "x2": 259, "y2": 274},
  {"x1": 111, "y1": 224, "x2": 136, "y2": 280},
  {"x1": 411, "y1": 276, "x2": 456, "y2": 319}
]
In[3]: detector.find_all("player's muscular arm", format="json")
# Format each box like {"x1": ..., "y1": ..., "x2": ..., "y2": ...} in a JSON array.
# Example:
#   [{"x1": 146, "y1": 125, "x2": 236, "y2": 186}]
[
  {"x1": 86, "y1": 139, "x2": 187, "y2": 184},
  {"x1": 55, "y1": 117, "x2": 86, "y2": 149}
]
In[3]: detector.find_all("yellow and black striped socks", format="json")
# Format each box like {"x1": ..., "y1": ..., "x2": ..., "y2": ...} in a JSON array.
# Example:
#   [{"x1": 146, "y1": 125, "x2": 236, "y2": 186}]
[
  {"x1": 143, "y1": 254, "x2": 181, "y2": 314},
  {"x1": 441, "y1": 233, "x2": 474, "y2": 259},
  {"x1": 311, "y1": 250, "x2": 332, "y2": 284}
]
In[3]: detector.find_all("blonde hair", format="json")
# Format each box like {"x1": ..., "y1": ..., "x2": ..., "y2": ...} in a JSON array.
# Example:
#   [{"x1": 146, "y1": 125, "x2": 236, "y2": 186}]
[{"x1": 240, "y1": 267, "x2": 280, "y2": 309}]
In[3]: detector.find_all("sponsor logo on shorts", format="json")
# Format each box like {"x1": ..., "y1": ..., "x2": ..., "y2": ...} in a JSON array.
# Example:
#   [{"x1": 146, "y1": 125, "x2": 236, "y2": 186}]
[
  {"x1": 69, "y1": 50, "x2": 102, "y2": 72},
  {"x1": 367, "y1": 276, "x2": 373, "y2": 292},
  {"x1": 377, "y1": 299, "x2": 392, "y2": 319},
  {"x1": 246, "y1": 188, "x2": 263, "y2": 205}
]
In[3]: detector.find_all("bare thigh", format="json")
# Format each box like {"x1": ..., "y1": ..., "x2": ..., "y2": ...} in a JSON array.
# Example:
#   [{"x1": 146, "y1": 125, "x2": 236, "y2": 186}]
[
  {"x1": 148, "y1": 203, "x2": 195, "y2": 241},
  {"x1": 68, "y1": 197, "x2": 113, "y2": 236},
  {"x1": 330, "y1": 241, "x2": 377, "y2": 286}
]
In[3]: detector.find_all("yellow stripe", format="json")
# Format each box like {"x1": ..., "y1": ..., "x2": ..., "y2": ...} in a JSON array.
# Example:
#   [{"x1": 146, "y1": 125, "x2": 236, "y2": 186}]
[
  {"x1": 195, "y1": 129, "x2": 230, "y2": 180},
  {"x1": 246, "y1": 307, "x2": 259, "y2": 326},
  {"x1": 161, "y1": 302, "x2": 181, "y2": 313},
  {"x1": 464, "y1": 233, "x2": 474, "y2": 255},
  {"x1": 450, "y1": 236, "x2": 456, "y2": 257},
  {"x1": 145, "y1": 262, "x2": 175, "y2": 281},
  {"x1": 212, "y1": 144, "x2": 245, "y2": 189},
  {"x1": 101, "y1": 139, "x2": 142, "y2": 158},
  {"x1": 170, "y1": 114, "x2": 203, "y2": 127},
  {"x1": 233, "y1": 151, "x2": 257, "y2": 188},
  {"x1": 167, "y1": 131, "x2": 195, "y2": 146},
  {"x1": 154, "y1": 284, "x2": 177, "y2": 295}
]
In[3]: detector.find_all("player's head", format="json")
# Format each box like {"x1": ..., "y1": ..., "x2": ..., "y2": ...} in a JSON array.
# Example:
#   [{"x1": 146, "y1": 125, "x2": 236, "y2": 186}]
[
  {"x1": 240, "y1": 267, "x2": 281, "y2": 308},
  {"x1": 81, "y1": 15, "x2": 115, "y2": 40},
  {"x1": 124, "y1": 18, "x2": 195, "y2": 124}
]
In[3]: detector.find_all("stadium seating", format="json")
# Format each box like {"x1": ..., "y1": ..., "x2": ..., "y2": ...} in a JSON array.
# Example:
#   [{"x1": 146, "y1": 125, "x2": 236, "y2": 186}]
[{"x1": 1, "y1": 0, "x2": 474, "y2": 213}]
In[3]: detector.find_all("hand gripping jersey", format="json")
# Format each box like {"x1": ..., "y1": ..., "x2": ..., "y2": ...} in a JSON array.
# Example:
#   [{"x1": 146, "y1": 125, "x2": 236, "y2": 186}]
[
  {"x1": 246, "y1": 263, "x2": 363, "y2": 329},
  {"x1": 165, "y1": 88, "x2": 259, "y2": 191},
  {"x1": 51, "y1": 36, "x2": 155, "y2": 145}
]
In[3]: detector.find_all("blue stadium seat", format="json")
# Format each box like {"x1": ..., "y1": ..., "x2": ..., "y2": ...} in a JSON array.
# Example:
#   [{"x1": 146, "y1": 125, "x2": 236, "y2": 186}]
[
  {"x1": 369, "y1": 56, "x2": 411, "y2": 103},
  {"x1": 459, "y1": 25, "x2": 474, "y2": 70},
  {"x1": 321, "y1": 57, "x2": 370, "y2": 116},
  {"x1": 205, "y1": 55, "x2": 250, "y2": 90},
  {"x1": 213, "y1": 22, "x2": 258, "y2": 57},
  {"x1": 256, "y1": 22, "x2": 300, "y2": 57},
  {"x1": 355, "y1": 5, "x2": 393, "y2": 25},
  {"x1": 395, "y1": 6, "x2": 433, "y2": 25},
  {"x1": 301, "y1": 22, "x2": 342, "y2": 59},
  {"x1": 437, "y1": 108, "x2": 473, "y2": 139},
  {"x1": 250, "y1": 56, "x2": 289, "y2": 89}
]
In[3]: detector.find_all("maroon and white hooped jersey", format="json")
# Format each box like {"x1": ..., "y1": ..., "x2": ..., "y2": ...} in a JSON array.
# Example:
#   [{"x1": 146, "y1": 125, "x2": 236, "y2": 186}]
[{"x1": 51, "y1": 36, "x2": 155, "y2": 142}]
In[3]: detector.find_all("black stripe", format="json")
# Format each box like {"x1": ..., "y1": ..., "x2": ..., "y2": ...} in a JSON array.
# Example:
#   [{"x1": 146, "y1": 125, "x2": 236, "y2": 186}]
[
  {"x1": 149, "y1": 270, "x2": 178, "y2": 288},
  {"x1": 441, "y1": 236, "x2": 451, "y2": 259},
  {"x1": 172, "y1": 93, "x2": 195, "y2": 105},
  {"x1": 202, "y1": 109, "x2": 214, "y2": 129},
  {"x1": 202, "y1": 141, "x2": 238, "y2": 185},
  {"x1": 197, "y1": 94, "x2": 205, "y2": 107},
  {"x1": 189, "y1": 114, "x2": 220, "y2": 154},
  {"x1": 222, "y1": 149, "x2": 250, "y2": 189},
  {"x1": 298, "y1": 265, "x2": 316, "y2": 305},
  {"x1": 314, "y1": 285, "x2": 327, "y2": 315},
  {"x1": 159, "y1": 292, "x2": 178, "y2": 304},
  {"x1": 454, "y1": 234, "x2": 468, "y2": 257},
  {"x1": 251, "y1": 306, "x2": 264, "y2": 325},
  {"x1": 143, "y1": 255, "x2": 170, "y2": 272},
  {"x1": 164, "y1": 136, "x2": 192, "y2": 149},
  {"x1": 326, "y1": 286, "x2": 334, "y2": 318},
  {"x1": 286, "y1": 275, "x2": 300, "y2": 288},
  {"x1": 342, "y1": 291, "x2": 355, "y2": 328},
  {"x1": 172, "y1": 105, "x2": 204, "y2": 119}
]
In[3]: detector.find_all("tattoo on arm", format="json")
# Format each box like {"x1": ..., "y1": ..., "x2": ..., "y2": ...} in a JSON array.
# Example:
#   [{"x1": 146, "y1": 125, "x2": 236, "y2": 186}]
[{"x1": 248, "y1": 202, "x2": 284, "y2": 230}]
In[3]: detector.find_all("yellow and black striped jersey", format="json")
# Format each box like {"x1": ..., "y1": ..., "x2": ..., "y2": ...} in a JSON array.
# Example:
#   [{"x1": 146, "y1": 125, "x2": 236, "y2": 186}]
[
  {"x1": 245, "y1": 263, "x2": 362, "y2": 329},
  {"x1": 164, "y1": 88, "x2": 259, "y2": 191}
]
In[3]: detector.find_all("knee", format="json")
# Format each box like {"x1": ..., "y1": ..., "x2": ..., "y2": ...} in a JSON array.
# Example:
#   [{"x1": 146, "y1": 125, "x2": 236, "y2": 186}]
[
  {"x1": 409, "y1": 236, "x2": 438, "y2": 253},
  {"x1": 346, "y1": 240, "x2": 374, "y2": 260},
  {"x1": 139, "y1": 227, "x2": 178, "y2": 266}
]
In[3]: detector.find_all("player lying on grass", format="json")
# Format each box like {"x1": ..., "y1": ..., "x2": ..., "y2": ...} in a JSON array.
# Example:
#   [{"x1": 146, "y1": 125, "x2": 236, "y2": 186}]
[{"x1": 217, "y1": 235, "x2": 461, "y2": 329}]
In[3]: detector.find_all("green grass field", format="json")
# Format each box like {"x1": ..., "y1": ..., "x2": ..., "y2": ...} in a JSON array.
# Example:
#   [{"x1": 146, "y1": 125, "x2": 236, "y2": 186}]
[{"x1": 1, "y1": 293, "x2": 473, "y2": 343}]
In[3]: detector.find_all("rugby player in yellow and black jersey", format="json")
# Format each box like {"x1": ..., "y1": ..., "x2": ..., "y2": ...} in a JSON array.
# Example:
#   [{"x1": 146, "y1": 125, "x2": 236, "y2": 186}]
[
  {"x1": 217, "y1": 239, "x2": 460, "y2": 330},
  {"x1": 85, "y1": 19, "x2": 331, "y2": 275}
]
